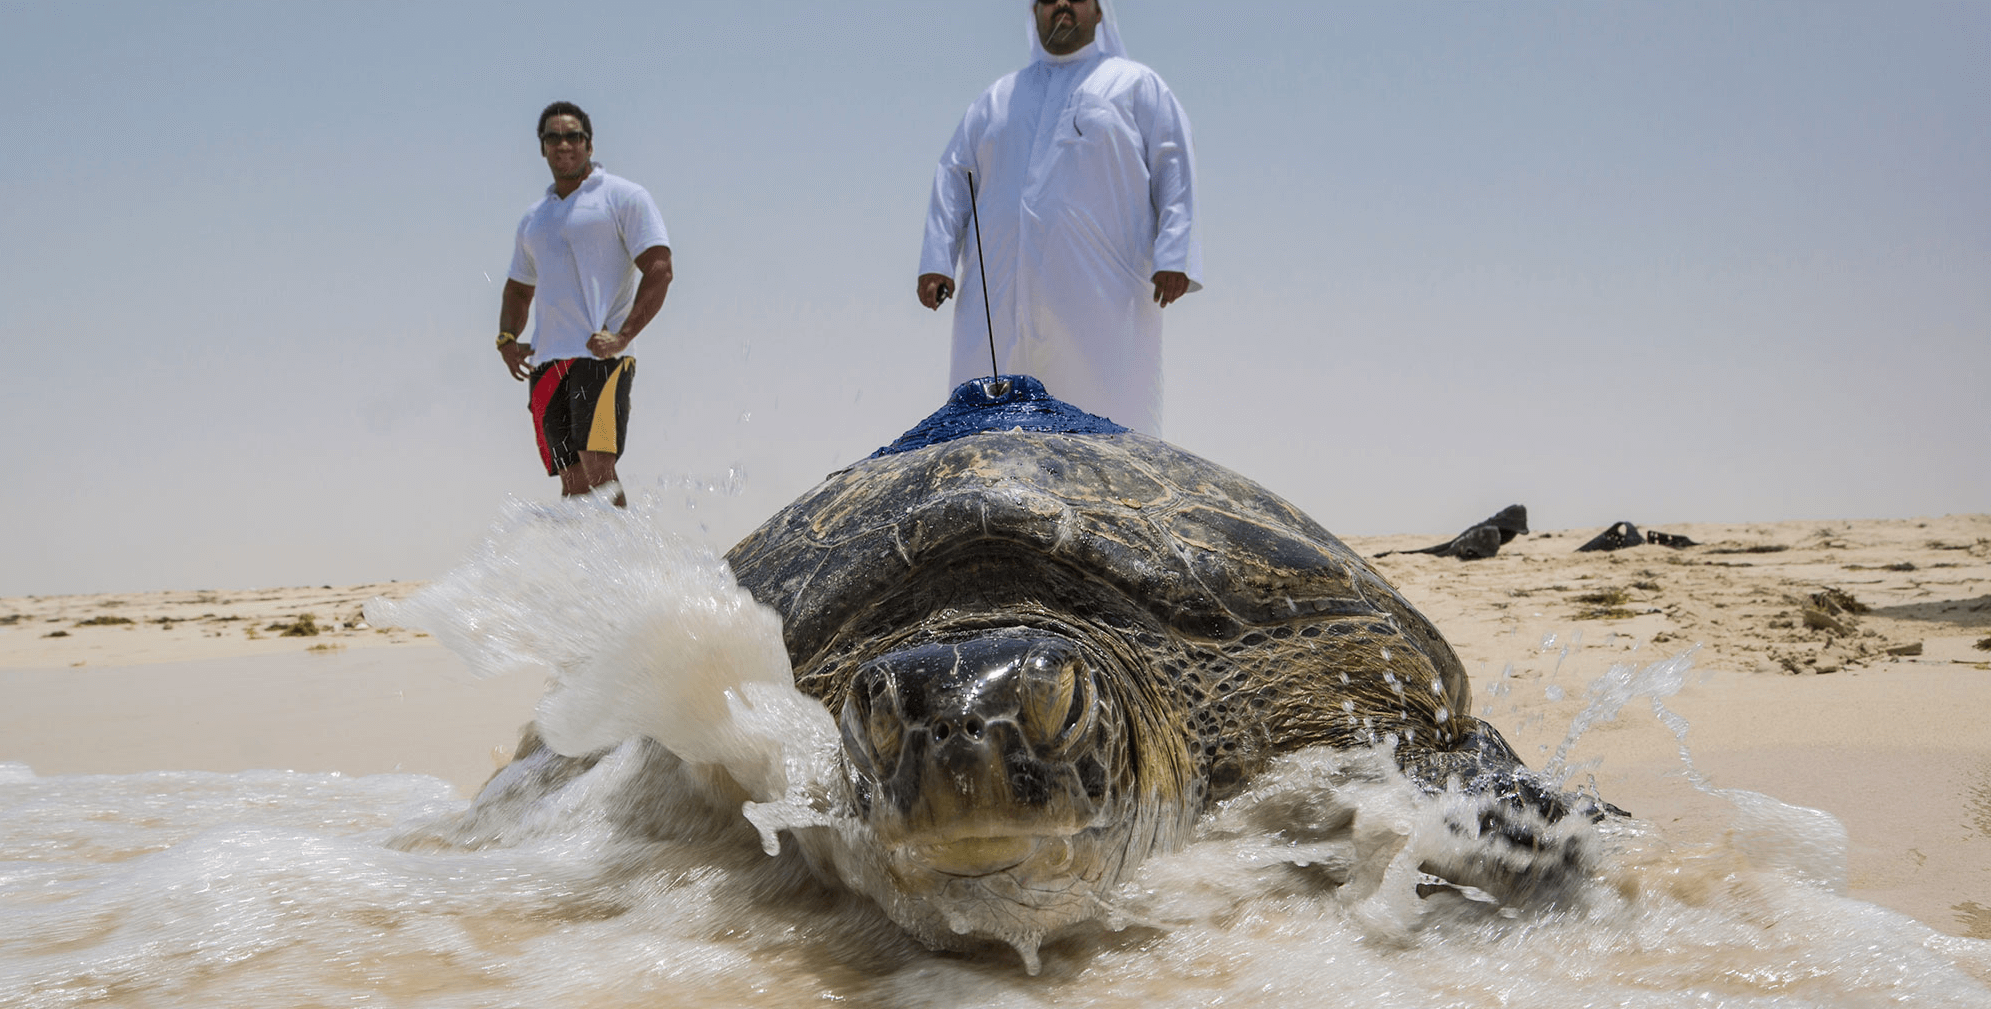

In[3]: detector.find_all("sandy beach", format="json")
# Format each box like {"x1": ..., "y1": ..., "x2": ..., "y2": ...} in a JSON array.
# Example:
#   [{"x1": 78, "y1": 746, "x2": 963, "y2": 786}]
[{"x1": 4, "y1": 514, "x2": 1988, "y2": 938}]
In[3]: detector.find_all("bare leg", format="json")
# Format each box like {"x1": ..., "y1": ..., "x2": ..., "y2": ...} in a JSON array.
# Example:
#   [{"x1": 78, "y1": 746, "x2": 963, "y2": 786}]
[{"x1": 559, "y1": 450, "x2": 626, "y2": 507}]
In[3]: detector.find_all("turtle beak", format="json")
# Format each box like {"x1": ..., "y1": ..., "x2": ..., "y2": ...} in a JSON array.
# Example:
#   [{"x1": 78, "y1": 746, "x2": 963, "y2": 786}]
[{"x1": 838, "y1": 634, "x2": 1119, "y2": 862}]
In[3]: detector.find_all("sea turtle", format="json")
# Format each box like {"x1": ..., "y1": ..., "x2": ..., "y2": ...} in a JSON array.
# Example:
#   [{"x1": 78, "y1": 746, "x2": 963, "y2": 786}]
[
  {"x1": 464, "y1": 377, "x2": 1602, "y2": 972},
  {"x1": 715, "y1": 377, "x2": 1602, "y2": 965}
]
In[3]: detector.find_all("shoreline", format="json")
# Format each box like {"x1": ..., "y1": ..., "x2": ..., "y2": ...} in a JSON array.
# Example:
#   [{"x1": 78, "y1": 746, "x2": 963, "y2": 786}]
[{"x1": 4, "y1": 514, "x2": 1988, "y2": 936}]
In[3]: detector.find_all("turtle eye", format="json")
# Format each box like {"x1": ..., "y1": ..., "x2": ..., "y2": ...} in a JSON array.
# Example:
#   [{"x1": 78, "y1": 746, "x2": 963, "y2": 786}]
[
  {"x1": 1019, "y1": 649, "x2": 1092, "y2": 756},
  {"x1": 865, "y1": 677, "x2": 904, "y2": 771},
  {"x1": 840, "y1": 673, "x2": 904, "y2": 777}
]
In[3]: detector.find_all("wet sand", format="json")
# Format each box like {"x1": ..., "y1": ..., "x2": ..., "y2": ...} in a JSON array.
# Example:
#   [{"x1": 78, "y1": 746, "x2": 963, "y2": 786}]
[{"x1": 4, "y1": 514, "x2": 1987, "y2": 937}]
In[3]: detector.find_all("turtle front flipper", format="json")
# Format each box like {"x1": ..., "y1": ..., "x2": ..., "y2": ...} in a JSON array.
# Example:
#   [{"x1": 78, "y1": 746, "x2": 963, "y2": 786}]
[{"x1": 1395, "y1": 718, "x2": 1623, "y2": 905}]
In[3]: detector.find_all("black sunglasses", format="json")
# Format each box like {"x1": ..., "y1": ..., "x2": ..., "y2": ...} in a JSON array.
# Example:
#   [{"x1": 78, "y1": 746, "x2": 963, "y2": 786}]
[{"x1": 540, "y1": 130, "x2": 590, "y2": 146}]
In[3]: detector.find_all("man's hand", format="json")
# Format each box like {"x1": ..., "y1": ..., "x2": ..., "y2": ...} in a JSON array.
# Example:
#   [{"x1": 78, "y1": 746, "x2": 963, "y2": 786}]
[
  {"x1": 1152, "y1": 271, "x2": 1190, "y2": 308},
  {"x1": 918, "y1": 273, "x2": 955, "y2": 310},
  {"x1": 501, "y1": 341, "x2": 534, "y2": 381},
  {"x1": 589, "y1": 330, "x2": 633, "y2": 358},
  {"x1": 499, "y1": 279, "x2": 535, "y2": 379}
]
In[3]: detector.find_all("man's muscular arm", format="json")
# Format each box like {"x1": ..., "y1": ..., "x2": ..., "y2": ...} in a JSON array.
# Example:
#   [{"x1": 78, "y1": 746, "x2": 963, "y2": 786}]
[
  {"x1": 499, "y1": 279, "x2": 535, "y2": 381},
  {"x1": 590, "y1": 246, "x2": 674, "y2": 358}
]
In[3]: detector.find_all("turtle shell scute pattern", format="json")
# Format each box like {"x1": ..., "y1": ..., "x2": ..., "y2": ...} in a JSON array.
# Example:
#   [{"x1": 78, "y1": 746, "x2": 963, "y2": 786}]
[{"x1": 724, "y1": 430, "x2": 1474, "y2": 786}]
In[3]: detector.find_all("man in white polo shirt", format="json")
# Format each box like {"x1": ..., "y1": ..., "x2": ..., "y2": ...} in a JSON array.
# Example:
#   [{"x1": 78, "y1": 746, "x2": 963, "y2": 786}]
[{"x1": 496, "y1": 101, "x2": 673, "y2": 506}]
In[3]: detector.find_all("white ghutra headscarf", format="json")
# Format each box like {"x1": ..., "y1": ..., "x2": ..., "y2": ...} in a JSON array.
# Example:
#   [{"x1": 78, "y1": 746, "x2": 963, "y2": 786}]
[{"x1": 1026, "y1": 0, "x2": 1126, "y2": 62}]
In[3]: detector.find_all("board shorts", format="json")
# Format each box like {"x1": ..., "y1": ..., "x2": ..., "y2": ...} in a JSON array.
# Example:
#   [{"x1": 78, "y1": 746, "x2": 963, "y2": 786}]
[{"x1": 528, "y1": 356, "x2": 636, "y2": 476}]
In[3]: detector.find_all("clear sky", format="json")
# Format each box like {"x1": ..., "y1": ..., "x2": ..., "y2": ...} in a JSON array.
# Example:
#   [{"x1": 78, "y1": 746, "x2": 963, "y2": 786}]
[{"x1": 3, "y1": 1, "x2": 1985, "y2": 597}]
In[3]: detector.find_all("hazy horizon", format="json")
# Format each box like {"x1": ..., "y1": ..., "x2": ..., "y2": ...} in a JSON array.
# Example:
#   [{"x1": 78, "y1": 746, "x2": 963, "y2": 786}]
[{"x1": 3, "y1": 0, "x2": 1985, "y2": 597}]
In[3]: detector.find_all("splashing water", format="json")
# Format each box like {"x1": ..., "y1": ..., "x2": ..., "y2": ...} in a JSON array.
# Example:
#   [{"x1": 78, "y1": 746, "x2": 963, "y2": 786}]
[
  {"x1": 365, "y1": 490, "x2": 839, "y2": 803},
  {"x1": 3, "y1": 498, "x2": 1989, "y2": 1006}
]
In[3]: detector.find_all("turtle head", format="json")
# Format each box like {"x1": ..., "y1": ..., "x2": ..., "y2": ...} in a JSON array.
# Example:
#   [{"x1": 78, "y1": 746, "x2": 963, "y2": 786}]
[
  {"x1": 840, "y1": 632, "x2": 1124, "y2": 846},
  {"x1": 831, "y1": 629, "x2": 1141, "y2": 964}
]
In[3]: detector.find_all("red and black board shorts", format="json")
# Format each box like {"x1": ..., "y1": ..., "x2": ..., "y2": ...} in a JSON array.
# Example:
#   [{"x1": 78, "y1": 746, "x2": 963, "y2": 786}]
[{"x1": 528, "y1": 356, "x2": 636, "y2": 476}]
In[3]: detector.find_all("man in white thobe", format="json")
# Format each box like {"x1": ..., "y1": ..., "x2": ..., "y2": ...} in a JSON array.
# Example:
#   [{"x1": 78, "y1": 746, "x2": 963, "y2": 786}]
[{"x1": 917, "y1": 0, "x2": 1201, "y2": 437}]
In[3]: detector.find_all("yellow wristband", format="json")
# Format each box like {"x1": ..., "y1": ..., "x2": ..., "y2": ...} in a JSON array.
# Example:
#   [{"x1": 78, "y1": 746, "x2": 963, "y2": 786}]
[{"x1": 496, "y1": 331, "x2": 518, "y2": 348}]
